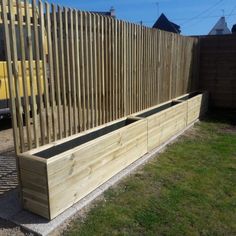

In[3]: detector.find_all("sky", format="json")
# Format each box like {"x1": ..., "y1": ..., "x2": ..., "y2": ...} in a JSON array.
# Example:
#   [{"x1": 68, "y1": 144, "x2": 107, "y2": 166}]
[{"x1": 47, "y1": 0, "x2": 236, "y2": 35}]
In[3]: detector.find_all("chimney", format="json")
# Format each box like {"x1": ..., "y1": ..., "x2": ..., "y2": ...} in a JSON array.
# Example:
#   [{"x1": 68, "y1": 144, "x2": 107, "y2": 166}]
[{"x1": 110, "y1": 6, "x2": 115, "y2": 18}]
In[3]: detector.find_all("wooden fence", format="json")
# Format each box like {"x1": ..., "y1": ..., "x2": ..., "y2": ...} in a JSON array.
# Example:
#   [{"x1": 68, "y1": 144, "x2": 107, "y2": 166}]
[
  {"x1": 199, "y1": 34, "x2": 236, "y2": 109},
  {"x1": 1, "y1": 0, "x2": 199, "y2": 153}
]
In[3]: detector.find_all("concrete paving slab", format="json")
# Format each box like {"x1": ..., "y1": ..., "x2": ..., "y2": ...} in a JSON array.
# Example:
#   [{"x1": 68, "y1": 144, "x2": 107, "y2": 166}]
[
  {"x1": 0, "y1": 122, "x2": 196, "y2": 236},
  {"x1": 0, "y1": 189, "x2": 21, "y2": 220},
  {"x1": 0, "y1": 154, "x2": 18, "y2": 196}
]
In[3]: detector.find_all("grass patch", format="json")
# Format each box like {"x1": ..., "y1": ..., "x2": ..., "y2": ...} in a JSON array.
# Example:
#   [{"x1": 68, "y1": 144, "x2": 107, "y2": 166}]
[{"x1": 65, "y1": 111, "x2": 236, "y2": 236}]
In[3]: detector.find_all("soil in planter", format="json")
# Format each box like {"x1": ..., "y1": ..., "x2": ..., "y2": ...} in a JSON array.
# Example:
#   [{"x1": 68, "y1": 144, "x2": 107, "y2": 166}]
[
  {"x1": 137, "y1": 101, "x2": 182, "y2": 118},
  {"x1": 35, "y1": 118, "x2": 138, "y2": 159}
]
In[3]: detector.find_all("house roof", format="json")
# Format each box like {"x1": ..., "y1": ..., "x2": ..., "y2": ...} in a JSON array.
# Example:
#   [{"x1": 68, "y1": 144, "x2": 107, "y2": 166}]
[
  {"x1": 208, "y1": 17, "x2": 231, "y2": 35},
  {"x1": 153, "y1": 13, "x2": 181, "y2": 34}
]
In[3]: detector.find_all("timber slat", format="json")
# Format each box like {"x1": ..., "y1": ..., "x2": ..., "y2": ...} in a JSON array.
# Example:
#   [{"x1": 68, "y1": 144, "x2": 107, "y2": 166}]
[
  {"x1": 39, "y1": 0, "x2": 52, "y2": 143},
  {"x1": 16, "y1": 0, "x2": 31, "y2": 149},
  {"x1": 46, "y1": 2, "x2": 57, "y2": 141},
  {"x1": 32, "y1": 0, "x2": 45, "y2": 145}
]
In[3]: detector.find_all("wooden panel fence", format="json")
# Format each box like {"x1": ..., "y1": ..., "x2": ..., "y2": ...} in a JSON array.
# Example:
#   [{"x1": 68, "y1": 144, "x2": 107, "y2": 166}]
[
  {"x1": 0, "y1": 0, "x2": 199, "y2": 154},
  {"x1": 199, "y1": 34, "x2": 236, "y2": 109}
]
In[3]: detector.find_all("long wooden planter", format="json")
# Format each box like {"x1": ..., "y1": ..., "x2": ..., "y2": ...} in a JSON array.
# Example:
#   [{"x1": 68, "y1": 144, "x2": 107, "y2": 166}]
[
  {"x1": 18, "y1": 117, "x2": 148, "y2": 220},
  {"x1": 18, "y1": 91, "x2": 208, "y2": 220},
  {"x1": 178, "y1": 91, "x2": 208, "y2": 125},
  {"x1": 134, "y1": 91, "x2": 208, "y2": 152},
  {"x1": 135, "y1": 100, "x2": 188, "y2": 151}
]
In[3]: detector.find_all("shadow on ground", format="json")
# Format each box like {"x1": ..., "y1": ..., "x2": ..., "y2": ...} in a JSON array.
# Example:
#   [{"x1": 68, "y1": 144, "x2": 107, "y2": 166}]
[
  {"x1": 0, "y1": 218, "x2": 31, "y2": 236},
  {"x1": 202, "y1": 108, "x2": 236, "y2": 126},
  {"x1": 0, "y1": 118, "x2": 12, "y2": 131}
]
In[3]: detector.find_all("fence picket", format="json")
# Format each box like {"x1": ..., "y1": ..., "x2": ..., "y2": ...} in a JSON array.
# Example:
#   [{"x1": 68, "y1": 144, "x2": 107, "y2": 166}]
[
  {"x1": 52, "y1": 4, "x2": 62, "y2": 139},
  {"x1": 16, "y1": 0, "x2": 32, "y2": 149}
]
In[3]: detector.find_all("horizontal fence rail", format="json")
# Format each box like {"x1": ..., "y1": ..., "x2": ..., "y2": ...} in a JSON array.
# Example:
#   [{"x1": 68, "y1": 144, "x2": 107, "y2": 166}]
[{"x1": 1, "y1": 0, "x2": 199, "y2": 153}]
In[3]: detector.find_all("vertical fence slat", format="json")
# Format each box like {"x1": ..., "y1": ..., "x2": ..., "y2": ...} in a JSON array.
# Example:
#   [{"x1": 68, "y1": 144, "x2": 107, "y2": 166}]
[
  {"x1": 137, "y1": 25, "x2": 141, "y2": 111},
  {"x1": 39, "y1": 0, "x2": 52, "y2": 143},
  {"x1": 8, "y1": 0, "x2": 25, "y2": 152},
  {"x1": 105, "y1": 16, "x2": 109, "y2": 123},
  {"x1": 123, "y1": 21, "x2": 127, "y2": 116},
  {"x1": 154, "y1": 30, "x2": 158, "y2": 104},
  {"x1": 79, "y1": 11, "x2": 86, "y2": 131},
  {"x1": 108, "y1": 17, "x2": 112, "y2": 121},
  {"x1": 1, "y1": 0, "x2": 20, "y2": 153},
  {"x1": 58, "y1": 6, "x2": 67, "y2": 137},
  {"x1": 114, "y1": 19, "x2": 118, "y2": 120},
  {"x1": 92, "y1": 14, "x2": 98, "y2": 127},
  {"x1": 134, "y1": 24, "x2": 137, "y2": 112},
  {"x1": 52, "y1": 4, "x2": 62, "y2": 139},
  {"x1": 32, "y1": 0, "x2": 45, "y2": 145},
  {"x1": 151, "y1": 30, "x2": 154, "y2": 106},
  {"x1": 140, "y1": 26, "x2": 143, "y2": 109},
  {"x1": 85, "y1": 12, "x2": 90, "y2": 129},
  {"x1": 128, "y1": 23, "x2": 131, "y2": 115},
  {"x1": 117, "y1": 20, "x2": 121, "y2": 118},
  {"x1": 64, "y1": 7, "x2": 72, "y2": 135},
  {"x1": 93, "y1": 15, "x2": 101, "y2": 126},
  {"x1": 96, "y1": 14, "x2": 102, "y2": 126},
  {"x1": 69, "y1": 9, "x2": 77, "y2": 133},
  {"x1": 74, "y1": 10, "x2": 82, "y2": 132},
  {"x1": 25, "y1": 0, "x2": 40, "y2": 147},
  {"x1": 17, "y1": 0, "x2": 32, "y2": 149},
  {"x1": 88, "y1": 13, "x2": 94, "y2": 128},
  {"x1": 46, "y1": 2, "x2": 57, "y2": 141},
  {"x1": 101, "y1": 16, "x2": 105, "y2": 124}
]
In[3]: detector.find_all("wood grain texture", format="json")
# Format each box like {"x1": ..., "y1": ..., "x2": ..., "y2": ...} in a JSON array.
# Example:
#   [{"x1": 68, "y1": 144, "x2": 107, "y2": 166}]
[
  {"x1": 18, "y1": 154, "x2": 50, "y2": 219},
  {"x1": 186, "y1": 92, "x2": 208, "y2": 125},
  {"x1": 146, "y1": 101, "x2": 187, "y2": 151},
  {"x1": 19, "y1": 118, "x2": 147, "y2": 219},
  {"x1": 48, "y1": 119, "x2": 147, "y2": 219},
  {"x1": 199, "y1": 35, "x2": 236, "y2": 108},
  {"x1": 134, "y1": 92, "x2": 208, "y2": 152}
]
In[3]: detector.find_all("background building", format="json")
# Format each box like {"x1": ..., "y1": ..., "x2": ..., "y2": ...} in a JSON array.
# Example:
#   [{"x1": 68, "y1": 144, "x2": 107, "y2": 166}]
[
  {"x1": 153, "y1": 13, "x2": 181, "y2": 34},
  {"x1": 208, "y1": 16, "x2": 231, "y2": 35}
]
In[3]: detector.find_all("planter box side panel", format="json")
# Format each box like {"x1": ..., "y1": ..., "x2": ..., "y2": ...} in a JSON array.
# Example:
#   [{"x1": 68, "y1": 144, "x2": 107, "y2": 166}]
[
  {"x1": 200, "y1": 92, "x2": 209, "y2": 116},
  {"x1": 19, "y1": 156, "x2": 50, "y2": 219},
  {"x1": 187, "y1": 93, "x2": 209, "y2": 125},
  {"x1": 47, "y1": 120, "x2": 148, "y2": 219},
  {"x1": 187, "y1": 95, "x2": 202, "y2": 125},
  {"x1": 147, "y1": 102, "x2": 187, "y2": 151}
]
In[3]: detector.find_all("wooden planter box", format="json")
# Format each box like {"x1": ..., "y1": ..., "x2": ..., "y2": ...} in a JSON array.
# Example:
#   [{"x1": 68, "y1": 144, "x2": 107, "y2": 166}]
[
  {"x1": 135, "y1": 100, "x2": 188, "y2": 152},
  {"x1": 178, "y1": 91, "x2": 208, "y2": 125},
  {"x1": 18, "y1": 117, "x2": 148, "y2": 220},
  {"x1": 18, "y1": 91, "x2": 208, "y2": 220},
  {"x1": 134, "y1": 91, "x2": 208, "y2": 152}
]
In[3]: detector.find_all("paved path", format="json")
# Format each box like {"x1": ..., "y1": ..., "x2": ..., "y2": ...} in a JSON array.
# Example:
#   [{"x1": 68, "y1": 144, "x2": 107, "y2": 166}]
[
  {"x1": 0, "y1": 121, "x2": 23, "y2": 235},
  {"x1": 0, "y1": 154, "x2": 18, "y2": 196},
  {"x1": 0, "y1": 119, "x2": 18, "y2": 196}
]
